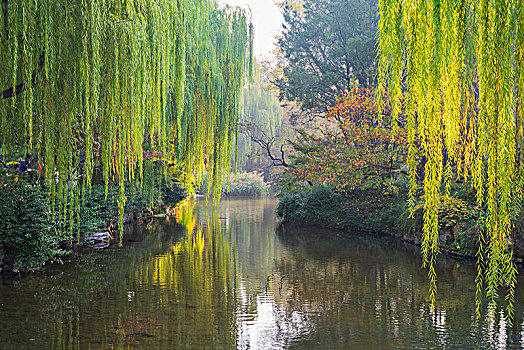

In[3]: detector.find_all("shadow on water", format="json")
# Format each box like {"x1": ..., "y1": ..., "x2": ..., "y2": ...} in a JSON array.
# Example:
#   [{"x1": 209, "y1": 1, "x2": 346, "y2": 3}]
[{"x1": 0, "y1": 198, "x2": 523, "y2": 349}]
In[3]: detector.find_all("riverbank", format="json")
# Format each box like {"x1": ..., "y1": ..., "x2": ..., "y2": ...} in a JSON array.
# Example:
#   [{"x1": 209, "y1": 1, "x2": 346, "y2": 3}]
[
  {"x1": 0, "y1": 169, "x2": 274, "y2": 276},
  {"x1": 276, "y1": 185, "x2": 524, "y2": 263},
  {"x1": 0, "y1": 174, "x2": 187, "y2": 276}
]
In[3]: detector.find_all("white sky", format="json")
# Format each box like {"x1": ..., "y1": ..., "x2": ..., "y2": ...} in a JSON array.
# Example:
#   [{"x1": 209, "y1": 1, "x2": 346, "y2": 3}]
[{"x1": 218, "y1": 0, "x2": 283, "y2": 59}]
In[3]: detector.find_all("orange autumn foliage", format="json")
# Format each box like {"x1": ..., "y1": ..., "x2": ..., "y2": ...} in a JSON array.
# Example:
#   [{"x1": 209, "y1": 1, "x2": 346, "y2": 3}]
[{"x1": 288, "y1": 86, "x2": 407, "y2": 193}]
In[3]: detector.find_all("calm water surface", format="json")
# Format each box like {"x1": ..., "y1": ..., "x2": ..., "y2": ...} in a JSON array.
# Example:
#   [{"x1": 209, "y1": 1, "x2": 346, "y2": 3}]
[{"x1": 1, "y1": 199, "x2": 524, "y2": 349}]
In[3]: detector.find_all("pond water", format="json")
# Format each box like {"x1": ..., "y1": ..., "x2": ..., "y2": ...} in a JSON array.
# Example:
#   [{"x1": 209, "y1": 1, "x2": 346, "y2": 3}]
[{"x1": 1, "y1": 198, "x2": 524, "y2": 349}]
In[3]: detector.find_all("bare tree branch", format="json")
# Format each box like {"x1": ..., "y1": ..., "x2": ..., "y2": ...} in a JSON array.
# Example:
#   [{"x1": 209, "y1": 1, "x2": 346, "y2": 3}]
[{"x1": 238, "y1": 121, "x2": 293, "y2": 168}]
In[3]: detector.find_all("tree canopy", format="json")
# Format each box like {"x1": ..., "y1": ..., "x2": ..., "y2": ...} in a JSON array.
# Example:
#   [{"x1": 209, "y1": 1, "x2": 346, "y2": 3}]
[
  {"x1": 275, "y1": 0, "x2": 377, "y2": 117},
  {"x1": 288, "y1": 86, "x2": 406, "y2": 193},
  {"x1": 377, "y1": 0, "x2": 524, "y2": 317},
  {"x1": 0, "y1": 0, "x2": 252, "y2": 232}
]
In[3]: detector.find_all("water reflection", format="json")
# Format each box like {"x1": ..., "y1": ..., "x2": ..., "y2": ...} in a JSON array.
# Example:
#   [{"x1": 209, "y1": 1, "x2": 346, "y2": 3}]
[{"x1": 0, "y1": 199, "x2": 523, "y2": 349}]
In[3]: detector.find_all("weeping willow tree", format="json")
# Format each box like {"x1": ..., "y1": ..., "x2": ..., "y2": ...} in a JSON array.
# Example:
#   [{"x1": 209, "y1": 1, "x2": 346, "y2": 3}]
[
  {"x1": 377, "y1": 0, "x2": 524, "y2": 317},
  {"x1": 0, "y1": 0, "x2": 252, "y2": 233},
  {"x1": 171, "y1": 2, "x2": 254, "y2": 199}
]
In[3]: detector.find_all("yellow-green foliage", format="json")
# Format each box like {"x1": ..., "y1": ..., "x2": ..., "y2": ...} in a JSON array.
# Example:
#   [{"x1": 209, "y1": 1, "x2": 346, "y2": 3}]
[
  {"x1": 377, "y1": 0, "x2": 524, "y2": 318},
  {"x1": 0, "y1": 1, "x2": 252, "y2": 234},
  {"x1": 437, "y1": 196, "x2": 478, "y2": 230},
  {"x1": 399, "y1": 196, "x2": 478, "y2": 235}
]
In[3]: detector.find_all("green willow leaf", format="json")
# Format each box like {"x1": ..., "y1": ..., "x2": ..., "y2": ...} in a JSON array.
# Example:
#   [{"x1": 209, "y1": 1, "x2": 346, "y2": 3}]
[
  {"x1": 0, "y1": 0, "x2": 253, "y2": 238},
  {"x1": 377, "y1": 0, "x2": 522, "y2": 319}
]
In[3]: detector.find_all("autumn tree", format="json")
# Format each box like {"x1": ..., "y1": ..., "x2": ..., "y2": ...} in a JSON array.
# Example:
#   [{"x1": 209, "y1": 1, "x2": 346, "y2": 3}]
[{"x1": 284, "y1": 86, "x2": 407, "y2": 193}]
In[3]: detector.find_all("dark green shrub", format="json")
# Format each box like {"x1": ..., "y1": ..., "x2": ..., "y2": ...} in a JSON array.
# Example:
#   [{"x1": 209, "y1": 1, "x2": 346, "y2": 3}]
[
  {"x1": 162, "y1": 182, "x2": 187, "y2": 204},
  {"x1": 277, "y1": 185, "x2": 343, "y2": 225},
  {"x1": 77, "y1": 186, "x2": 121, "y2": 233},
  {"x1": 278, "y1": 183, "x2": 409, "y2": 234},
  {"x1": 59, "y1": 181, "x2": 185, "y2": 235},
  {"x1": 0, "y1": 170, "x2": 187, "y2": 272},
  {"x1": 276, "y1": 191, "x2": 306, "y2": 219},
  {"x1": 396, "y1": 205, "x2": 424, "y2": 236},
  {"x1": 0, "y1": 172, "x2": 65, "y2": 271},
  {"x1": 396, "y1": 196, "x2": 479, "y2": 234}
]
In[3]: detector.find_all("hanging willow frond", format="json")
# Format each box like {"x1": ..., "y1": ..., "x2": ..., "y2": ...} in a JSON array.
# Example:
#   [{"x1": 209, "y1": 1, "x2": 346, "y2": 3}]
[
  {"x1": 0, "y1": 0, "x2": 252, "y2": 236},
  {"x1": 377, "y1": 0, "x2": 522, "y2": 318}
]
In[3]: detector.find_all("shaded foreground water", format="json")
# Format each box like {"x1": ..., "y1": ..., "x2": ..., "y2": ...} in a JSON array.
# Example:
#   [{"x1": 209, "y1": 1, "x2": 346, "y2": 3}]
[{"x1": 1, "y1": 199, "x2": 524, "y2": 349}]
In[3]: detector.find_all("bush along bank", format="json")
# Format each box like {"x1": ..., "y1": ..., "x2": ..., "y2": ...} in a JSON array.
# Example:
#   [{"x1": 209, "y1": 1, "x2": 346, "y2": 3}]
[
  {"x1": 277, "y1": 185, "x2": 407, "y2": 235},
  {"x1": 223, "y1": 171, "x2": 270, "y2": 197},
  {"x1": 276, "y1": 184, "x2": 524, "y2": 263},
  {"x1": 0, "y1": 171, "x2": 187, "y2": 275},
  {"x1": 200, "y1": 171, "x2": 271, "y2": 197}
]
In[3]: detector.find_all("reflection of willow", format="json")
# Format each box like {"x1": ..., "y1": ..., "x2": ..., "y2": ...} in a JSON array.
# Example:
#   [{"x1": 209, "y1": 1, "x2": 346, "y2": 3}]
[
  {"x1": 200, "y1": 199, "x2": 320, "y2": 349},
  {"x1": 108, "y1": 201, "x2": 238, "y2": 349},
  {"x1": 7, "y1": 201, "x2": 239, "y2": 350},
  {"x1": 274, "y1": 223, "x2": 524, "y2": 349}
]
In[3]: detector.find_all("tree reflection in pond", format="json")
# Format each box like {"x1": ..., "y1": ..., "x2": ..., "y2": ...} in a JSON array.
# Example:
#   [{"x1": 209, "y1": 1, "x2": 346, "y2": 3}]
[{"x1": 0, "y1": 199, "x2": 523, "y2": 349}]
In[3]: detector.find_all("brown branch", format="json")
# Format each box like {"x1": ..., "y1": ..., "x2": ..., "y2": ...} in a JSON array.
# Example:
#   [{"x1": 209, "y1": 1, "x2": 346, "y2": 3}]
[
  {"x1": 251, "y1": 135, "x2": 291, "y2": 168},
  {"x1": 2, "y1": 52, "x2": 45, "y2": 99},
  {"x1": 238, "y1": 121, "x2": 292, "y2": 168}
]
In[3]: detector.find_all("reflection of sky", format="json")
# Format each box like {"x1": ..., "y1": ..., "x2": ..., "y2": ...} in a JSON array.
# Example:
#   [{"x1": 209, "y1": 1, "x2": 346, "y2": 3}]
[
  {"x1": 485, "y1": 309, "x2": 507, "y2": 350},
  {"x1": 236, "y1": 279, "x2": 315, "y2": 349}
]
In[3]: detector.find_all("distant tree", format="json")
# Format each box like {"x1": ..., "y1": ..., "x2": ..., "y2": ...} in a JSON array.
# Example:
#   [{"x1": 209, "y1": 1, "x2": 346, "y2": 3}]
[
  {"x1": 275, "y1": 0, "x2": 377, "y2": 118},
  {"x1": 236, "y1": 61, "x2": 285, "y2": 172}
]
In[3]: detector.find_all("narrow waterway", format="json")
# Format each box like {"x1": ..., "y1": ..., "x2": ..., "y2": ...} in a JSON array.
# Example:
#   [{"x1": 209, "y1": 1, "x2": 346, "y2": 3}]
[{"x1": 1, "y1": 199, "x2": 523, "y2": 349}]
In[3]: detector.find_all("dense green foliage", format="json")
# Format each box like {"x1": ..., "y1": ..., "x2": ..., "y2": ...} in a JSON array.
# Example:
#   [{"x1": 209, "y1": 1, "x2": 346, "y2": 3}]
[
  {"x1": 377, "y1": 0, "x2": 524, "y2": 315},
  {"x1": 275, "y1": 0, "x2": 377, "y2": 116},
  {"x1": 277, "y1": 186, "x2": 344, "y2": 225},
  {"x1": 0, "y1": 171, "x2": 186, "y2": 271},
  {"x1": 277, "y1": 185, "x2": 408, "y2": 234},
  {"x1": 0, "y1": 173, "x2": 64, "y2": 271},
  {"x1": 0, "y1": 0, "x2": 252, "y2": 235}
]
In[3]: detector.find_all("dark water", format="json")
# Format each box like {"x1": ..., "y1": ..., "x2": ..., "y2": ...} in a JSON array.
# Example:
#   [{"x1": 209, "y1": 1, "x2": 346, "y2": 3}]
[{"x1": 1, "y1": 199, "x2": 524, "y2": 349}]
